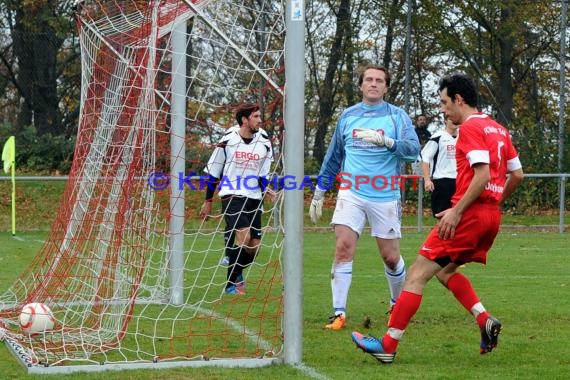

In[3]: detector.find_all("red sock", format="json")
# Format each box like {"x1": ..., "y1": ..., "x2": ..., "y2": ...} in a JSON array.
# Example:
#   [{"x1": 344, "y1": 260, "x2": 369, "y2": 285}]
[
  {"x1": 446, "y1": 272, "x2": 480, "y2": 313},
  {"x1": 476, "y1": 311, "x2": 490, "y2": 328},
  {"x1": 383, "y1": 291, "x2": 422, "y2": 353},
  {"x1": 382, "y1": 335, "x2": 399, "y2": 353},
  {"x1": 447, "y1": 273, "x2": 490, "y2": 327}
]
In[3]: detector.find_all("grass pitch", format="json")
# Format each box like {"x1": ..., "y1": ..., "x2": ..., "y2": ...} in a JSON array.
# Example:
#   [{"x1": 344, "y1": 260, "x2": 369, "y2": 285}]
[{"x1": 0, "y1": 229, "x2": 569, "y2": 379}]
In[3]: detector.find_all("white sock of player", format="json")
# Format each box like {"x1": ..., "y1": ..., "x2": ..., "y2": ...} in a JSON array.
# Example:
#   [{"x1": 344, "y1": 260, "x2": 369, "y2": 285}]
[
  {"x1": 385, "y1": 256, "x2": 406, "y2": 306},
  {"x1": 331, "y1": 261, "x2": 352, "y2": 316},
  {"x1": 470, "y1": 302, "x2": 486, "y2": 317}
]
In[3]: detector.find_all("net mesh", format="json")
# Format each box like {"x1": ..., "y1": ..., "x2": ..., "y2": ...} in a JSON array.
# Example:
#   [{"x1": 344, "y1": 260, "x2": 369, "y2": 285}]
[{"x1": 0, "y1": 0, "x2": 285, "y2": 368}]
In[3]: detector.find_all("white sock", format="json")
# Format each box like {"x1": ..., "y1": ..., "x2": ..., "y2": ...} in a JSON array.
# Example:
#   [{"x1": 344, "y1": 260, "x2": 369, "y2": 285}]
[
  {"x1": 387, "y1": 327, "x2": 405, "y2": 341},
  {"x1": 385, "y1": 256, "x2": 406, "y2": 306},
  {"x1": 470, "y1": 302, "x2": 486, "y2": 317},
  {"x1": 331, "y1": 261, "x2": 352, "y2": 316}
]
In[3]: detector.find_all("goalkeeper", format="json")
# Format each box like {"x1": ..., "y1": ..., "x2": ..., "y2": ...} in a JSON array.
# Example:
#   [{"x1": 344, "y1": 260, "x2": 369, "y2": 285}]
[{"x1": 309, "y1": 65, "x2": 420, "y2": 330}]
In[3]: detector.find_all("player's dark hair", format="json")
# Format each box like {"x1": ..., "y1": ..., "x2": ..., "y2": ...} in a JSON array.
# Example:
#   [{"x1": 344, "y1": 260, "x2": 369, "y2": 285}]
[
  {"x1": 438, "y1": 73, "x2": 478, "y2": 108},
  {"x1": 357, "y1": 65, "x2": 391, "y2": 87},
  {"x1": 235, "y1": 104, "x2": 260, "y2": 126}
]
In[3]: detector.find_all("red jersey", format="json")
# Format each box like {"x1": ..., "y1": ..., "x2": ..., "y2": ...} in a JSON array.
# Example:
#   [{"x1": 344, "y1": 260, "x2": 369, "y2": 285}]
[{"x1": 452, "y1": 113, "x2": 522, "y2": 205}]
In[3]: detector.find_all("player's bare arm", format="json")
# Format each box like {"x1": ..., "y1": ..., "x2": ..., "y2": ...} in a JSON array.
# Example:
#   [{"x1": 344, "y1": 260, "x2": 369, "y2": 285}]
[
  {"x1": 500, "y1": 168, "x2": 524, "y2": 205},
  {"x1": 437, "y1": 163, "x2": 490, "y2": 239},
  {"x1": 421, "y1": 161, "x2": 434, "y2": 192},
  {"x1": 265, "y1": 187, "x2": 278, "y2": 202},
  {"x1": 199, "y1": 201, "x2": 213, "y2": 221},
  {"x1": 200, "y1": 175, "x2": 219, "y2": 221}
]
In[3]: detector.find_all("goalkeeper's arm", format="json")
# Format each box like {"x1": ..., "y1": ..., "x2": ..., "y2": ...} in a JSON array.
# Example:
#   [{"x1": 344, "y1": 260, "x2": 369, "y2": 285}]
[
  {"x1": 354, "y1": 124, "x2": 420, "y2": 162},
  {"x1": 353, "y1": 129, "x2": 395, "y2": 149}
]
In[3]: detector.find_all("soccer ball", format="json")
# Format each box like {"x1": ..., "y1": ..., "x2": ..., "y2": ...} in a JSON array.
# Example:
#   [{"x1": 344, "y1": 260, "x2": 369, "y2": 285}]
[{"x1": 19, "y1": 302, "x2": 55, "y2": 335}]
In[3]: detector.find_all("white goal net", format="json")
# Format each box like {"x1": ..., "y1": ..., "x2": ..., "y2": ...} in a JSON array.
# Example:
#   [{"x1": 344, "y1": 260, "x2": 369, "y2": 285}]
[{"x1": 0, "y1": 0, "x2": 287, "y2": 373}]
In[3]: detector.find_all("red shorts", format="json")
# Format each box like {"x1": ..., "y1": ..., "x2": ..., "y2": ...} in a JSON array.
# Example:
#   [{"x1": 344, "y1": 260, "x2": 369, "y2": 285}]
[{"x1": 419, "y1": 204, "x2": 501, "y2": 265}]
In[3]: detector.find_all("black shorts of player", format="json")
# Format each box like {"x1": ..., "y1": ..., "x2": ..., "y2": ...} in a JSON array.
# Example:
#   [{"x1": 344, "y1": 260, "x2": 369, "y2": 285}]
[
  {"x1": 434, "y1": 256, "x2": 466, "y2": 268},
  {"x1": 221, "y1": 195, "x2": 263, "y2": 241},
  {"x1": 431, "y1": 178, "x2": 456, "y2": 216}
]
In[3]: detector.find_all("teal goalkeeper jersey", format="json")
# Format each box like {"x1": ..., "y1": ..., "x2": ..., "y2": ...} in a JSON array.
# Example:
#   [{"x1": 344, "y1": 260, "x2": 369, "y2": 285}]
[{"x1": 318, "y1": 101, "x2": 420, "y2": 202}]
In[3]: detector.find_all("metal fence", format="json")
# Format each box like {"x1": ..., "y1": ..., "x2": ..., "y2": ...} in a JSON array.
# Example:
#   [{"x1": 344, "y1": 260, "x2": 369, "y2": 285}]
[
  {"x1": 0, "y1": 173, "x2": 568, "y2": 233},
  {"x1": 412, "y1": 173, "x2": 568, "y2": 233}
]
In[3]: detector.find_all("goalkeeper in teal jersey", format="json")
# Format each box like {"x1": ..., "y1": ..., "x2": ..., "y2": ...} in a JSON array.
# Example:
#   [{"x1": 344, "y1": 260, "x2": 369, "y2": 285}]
[{"x1": 309, "y1": 65, "x2": 420, "y2": 330}]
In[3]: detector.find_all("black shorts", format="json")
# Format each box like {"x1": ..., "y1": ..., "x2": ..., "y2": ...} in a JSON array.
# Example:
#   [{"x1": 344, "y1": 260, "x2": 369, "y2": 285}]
[
  {"x1": 431, "y1": 178, "x2": 456, "y2": 216},
  {"x1": 221, "y1": 196, "x2": 263, "y2": 241}
]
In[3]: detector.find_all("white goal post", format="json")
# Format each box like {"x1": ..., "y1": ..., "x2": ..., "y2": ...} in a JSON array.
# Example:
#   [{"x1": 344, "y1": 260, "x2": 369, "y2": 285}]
[{"x1": 0, "y1": 0, "x2": 304, "y2": 374}]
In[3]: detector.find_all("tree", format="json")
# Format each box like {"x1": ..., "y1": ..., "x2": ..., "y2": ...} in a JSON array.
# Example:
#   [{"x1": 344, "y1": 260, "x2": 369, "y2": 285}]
[
  {"x1": 308, "y1": 0, "x2": 351, "y2": 163},
  {"x1": 0, "y1": 0, "x2": 567, "y2": 186},
  {"x1": 0, "y1": 0, "x2": 80, "y2": 136},
  {"x1": 422, "y1": 0, "x2": 564, "y2": 173},
  {"x1": 305, "y1": 0, "x2": 410, "y2": 167}
]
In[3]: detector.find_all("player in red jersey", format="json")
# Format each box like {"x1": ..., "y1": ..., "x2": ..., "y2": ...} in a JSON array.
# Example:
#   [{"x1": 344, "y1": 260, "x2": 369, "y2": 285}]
[{"x1": 351, "y1": 73, "x2": 524, "y2": 363}]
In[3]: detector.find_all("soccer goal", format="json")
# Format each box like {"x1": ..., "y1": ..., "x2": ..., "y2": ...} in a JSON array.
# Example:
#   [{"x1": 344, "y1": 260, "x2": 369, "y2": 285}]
[{"x1": 0, "y1": 0, "x2": 304, "y2": 374}]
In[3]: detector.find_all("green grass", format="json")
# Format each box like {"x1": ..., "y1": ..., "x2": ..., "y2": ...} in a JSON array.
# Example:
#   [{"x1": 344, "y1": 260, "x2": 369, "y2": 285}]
[
  {"x1": 0, "y1": 179, "x2": 568, "y2": 378},
  {"x1": 0, "y1": 230, "x2": 569, "y2": 379}
]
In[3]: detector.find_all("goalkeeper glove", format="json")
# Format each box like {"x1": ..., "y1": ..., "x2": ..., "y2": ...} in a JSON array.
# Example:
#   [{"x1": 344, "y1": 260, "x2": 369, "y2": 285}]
[
  {"x1": 354, "y1": 128, "x2": 395, "y2": 149},
  {"x1": 309, "y1": 189, "x2": 326, "y2": 224}
]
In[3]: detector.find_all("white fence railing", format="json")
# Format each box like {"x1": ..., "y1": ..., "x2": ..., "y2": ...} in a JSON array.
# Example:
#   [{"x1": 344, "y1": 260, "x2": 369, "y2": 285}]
[
  {"x1": 411, "y1": 173, "x2": 568, "y2": 233},
  {"x1": 1, "y1": 173, "x2": 568, "y2": 233}
]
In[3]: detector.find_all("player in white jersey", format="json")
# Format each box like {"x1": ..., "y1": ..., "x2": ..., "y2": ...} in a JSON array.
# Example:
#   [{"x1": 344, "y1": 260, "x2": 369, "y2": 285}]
[
  {"x1": 421, "y1": 115, "x2": 459, "y2": 216},
  {"x1": 309, "y1": 65, "x2": 420, "y2": 330},
  {"x1": 218, "y1": 124, "x2": 270, "y2": 266},
  {"x1": 200, "y1": 104, "x2": 275, "y2": 295}
]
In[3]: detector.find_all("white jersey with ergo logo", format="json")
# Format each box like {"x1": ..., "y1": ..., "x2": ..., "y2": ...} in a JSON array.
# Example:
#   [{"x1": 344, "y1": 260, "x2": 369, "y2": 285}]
[{"x1": 204, "y1": 128, "x2": 273, "y2": 199}]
